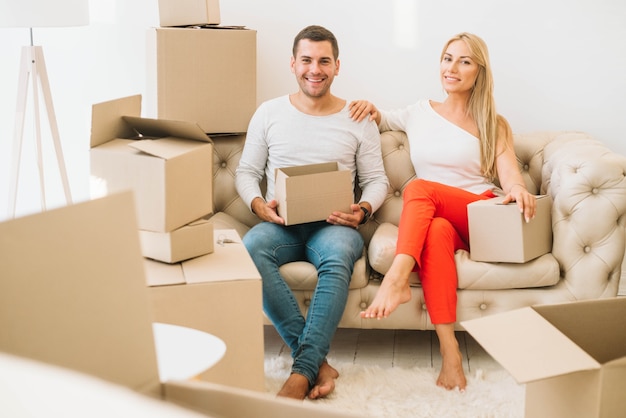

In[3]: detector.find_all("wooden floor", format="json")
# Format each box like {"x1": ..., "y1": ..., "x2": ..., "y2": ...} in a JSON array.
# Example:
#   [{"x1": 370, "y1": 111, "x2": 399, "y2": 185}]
[{"x1": 264, "y1": 325, "x2": 504, "y2": 374}]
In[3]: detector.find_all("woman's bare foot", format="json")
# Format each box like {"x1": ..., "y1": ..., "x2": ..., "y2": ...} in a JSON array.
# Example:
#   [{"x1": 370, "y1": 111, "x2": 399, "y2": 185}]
[
  {"x1": 437, "y1": 348, "x2": 467, "y2": 391},
  {"x1": 360, "y1": 254, "x2": 414, "y2": 319},
  {"x1": 276, "y1": 373, "x2": 310, "y2": 400},
  {"x1": 308, "y1": 361, "x2": 339, "y2": 399},
  {"x1": 435, "y1": 324, "x2": 467, "y2": 391}
]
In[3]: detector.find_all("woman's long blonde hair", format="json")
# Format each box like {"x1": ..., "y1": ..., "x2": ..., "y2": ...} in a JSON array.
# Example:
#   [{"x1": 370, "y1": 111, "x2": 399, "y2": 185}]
[{"x1": 440, "y1": 32, "x2": 508, "y2": 181}]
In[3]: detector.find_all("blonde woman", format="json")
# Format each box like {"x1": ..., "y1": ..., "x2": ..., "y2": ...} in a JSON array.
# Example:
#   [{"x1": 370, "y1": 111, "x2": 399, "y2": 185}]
[{"x1": 349, "y1": 32, "x2": 536, "y2": 391}]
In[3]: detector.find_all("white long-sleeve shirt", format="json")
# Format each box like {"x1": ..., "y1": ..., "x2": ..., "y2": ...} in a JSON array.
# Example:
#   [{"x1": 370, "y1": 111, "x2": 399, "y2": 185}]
[
  {"x1": 236, "y1": 95, "x2": 389, "y2": 212},
  {"x1": 379, "y1": 99, "x2": 497, "y2": 195}
]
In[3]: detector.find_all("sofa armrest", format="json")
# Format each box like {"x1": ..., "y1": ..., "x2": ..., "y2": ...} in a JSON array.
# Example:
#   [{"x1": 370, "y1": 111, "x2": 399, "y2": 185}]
[{"x1": 542, "y1": 132, "x2": 626, "y2": 299}]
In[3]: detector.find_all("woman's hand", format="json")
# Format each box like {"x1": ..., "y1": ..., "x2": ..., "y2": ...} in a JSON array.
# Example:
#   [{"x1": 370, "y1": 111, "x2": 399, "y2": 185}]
[
  {"x1": 348, "y1": 100, "x2": 380, "y2": 124},
  {"x1": 502, "y1": 184, "x2": 536, "y2": 223}
]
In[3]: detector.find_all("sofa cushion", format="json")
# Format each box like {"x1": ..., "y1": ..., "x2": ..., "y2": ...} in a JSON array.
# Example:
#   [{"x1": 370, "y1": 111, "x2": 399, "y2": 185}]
[
  {"x1": 368, "y1": 222, "x2": 561, "y2": 290},
  {"x1": 279, "y1": 255, "x2": 369, "y2": 291}
]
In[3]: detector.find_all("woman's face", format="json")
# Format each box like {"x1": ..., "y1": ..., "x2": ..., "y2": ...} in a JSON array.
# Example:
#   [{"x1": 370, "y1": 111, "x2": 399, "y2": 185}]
[{"x1": 440, "y1": 40, "x2": 479, "y2": 95}]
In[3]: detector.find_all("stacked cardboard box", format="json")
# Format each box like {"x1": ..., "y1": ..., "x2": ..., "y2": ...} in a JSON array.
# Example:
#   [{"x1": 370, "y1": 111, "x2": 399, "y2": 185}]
[
  {"x1": 158, "y1": 0, "x2": 221, "y2": 27},
  {"x1": 148, "y1": 0, "x2": 257, "y2": 135},
  {"x1": 90, "y1": 94, "x2": 215, "y2": 264},
  {"x1": 125, "y1": 1, "x2": 256, "y2": 259},
  {"x1": 144, "y1": 228, "x2": 265, "y2": 391}
]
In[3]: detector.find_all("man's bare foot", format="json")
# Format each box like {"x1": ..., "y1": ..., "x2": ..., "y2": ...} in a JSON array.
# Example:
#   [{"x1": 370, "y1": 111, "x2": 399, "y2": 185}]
[
  {"x1": 360, "y1": 254, "x2": 414, "y2": 319},
  {"x1": 276, "y1": 373, "x2": 310, "y2": 400},
  {"x1": 308, "y1": 361, "x2": 339, "y2": 399}
]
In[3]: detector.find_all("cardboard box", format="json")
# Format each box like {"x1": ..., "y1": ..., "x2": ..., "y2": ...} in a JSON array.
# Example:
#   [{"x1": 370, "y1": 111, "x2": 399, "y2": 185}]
[
  {"x1": 140, "y1": 218, "x2": 214, "y2": 263},
  {"x1": 275, "y1": 162, "x2": 353, "y2": 225},
  {"x1": 90, "y1": 95, "x2": 214, "y2": 233},
  {"x1": 467, "y1": 195, "x2": 552, "y2": 262},
  {"x1": 0, "y1": 192, "x2": 358, "y2": 418},
  {"x1": 146, "y1": 27, "x2": 257, "y2": 134},
  {"x1": 144, "y1": 229, "x2": 265, "y2": 392},
  {"x1": 462, "y1": 298, "x2": 626, "y2": 418},
  {"x1": 158, "y1": 0, "x2": 220, "y2": 27}
]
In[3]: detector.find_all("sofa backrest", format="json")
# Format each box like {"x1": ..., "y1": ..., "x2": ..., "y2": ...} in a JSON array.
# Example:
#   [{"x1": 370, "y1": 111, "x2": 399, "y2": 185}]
[{"x1": 210, "y1": 130, "x2": 551, "y2": 239}]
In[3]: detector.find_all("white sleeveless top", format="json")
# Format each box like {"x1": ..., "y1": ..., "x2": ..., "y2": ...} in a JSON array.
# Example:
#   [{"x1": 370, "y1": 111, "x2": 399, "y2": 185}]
[{"x1": 379, "y1": 99, "x2": 498, "y2": 195}]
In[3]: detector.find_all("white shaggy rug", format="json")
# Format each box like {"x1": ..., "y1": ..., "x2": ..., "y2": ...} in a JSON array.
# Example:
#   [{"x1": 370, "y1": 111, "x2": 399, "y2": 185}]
[{"x1": 265, "y1": 357, "x2": 525, "y2": 418}]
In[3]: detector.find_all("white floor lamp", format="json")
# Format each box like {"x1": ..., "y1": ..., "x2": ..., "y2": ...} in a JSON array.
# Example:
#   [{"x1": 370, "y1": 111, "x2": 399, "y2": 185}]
[{"x1": 0, "y1": 0, "x2": 89, "y2": 217}]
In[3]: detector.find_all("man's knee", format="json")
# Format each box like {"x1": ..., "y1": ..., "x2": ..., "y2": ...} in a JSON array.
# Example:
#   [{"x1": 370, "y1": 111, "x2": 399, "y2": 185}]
[{"x1": 243, "y1": 222, "x2": 279, "y2": 250}]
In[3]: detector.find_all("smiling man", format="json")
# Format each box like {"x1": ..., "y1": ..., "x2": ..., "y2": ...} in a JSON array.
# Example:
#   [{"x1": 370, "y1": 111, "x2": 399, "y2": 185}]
[{"x1": 235, "y1": 25, "x2": 388, "y2": 400}]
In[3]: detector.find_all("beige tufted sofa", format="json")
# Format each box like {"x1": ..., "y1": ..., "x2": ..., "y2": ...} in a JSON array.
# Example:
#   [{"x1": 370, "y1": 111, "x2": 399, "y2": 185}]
[{"x1": 207, "y1": 130, "x2": 626, "y2": 330}]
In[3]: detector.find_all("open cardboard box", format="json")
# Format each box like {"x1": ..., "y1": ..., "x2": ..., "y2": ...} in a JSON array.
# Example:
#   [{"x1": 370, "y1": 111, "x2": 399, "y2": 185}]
[
  {"x1": 462, "y1": 298, "x2": 626, "y2": 418},
  {"x1": 467, "y1": 195, "x2": 552, "y2": 262},
  {"x1": 0, "y1": 192, "x2": 358, "y2": 418},
  {"x1": 275, "y1": 162, "x2": 353, "y2": 225},
  {"x1": 90, "y1": 94, "x2": 214, "y2": 233}
]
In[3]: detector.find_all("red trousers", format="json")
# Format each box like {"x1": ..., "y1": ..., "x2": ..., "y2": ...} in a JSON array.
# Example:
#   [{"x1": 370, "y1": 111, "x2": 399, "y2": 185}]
[{"x1": 397, "y1": 179, "x2": 495, "y2": 324}]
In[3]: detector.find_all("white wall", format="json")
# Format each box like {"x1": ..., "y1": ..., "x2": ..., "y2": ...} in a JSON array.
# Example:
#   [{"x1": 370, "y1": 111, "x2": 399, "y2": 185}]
[{"x1": 1, "y1": 0, "x2": 625, "y2": 220}]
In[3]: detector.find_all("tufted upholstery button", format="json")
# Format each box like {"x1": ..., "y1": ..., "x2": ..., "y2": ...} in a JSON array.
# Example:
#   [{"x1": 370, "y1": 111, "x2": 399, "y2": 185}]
[
  {"x1": 523, "y1": 164, "x2": 529, "y2": 171},
  {"x1": 394, "y1": 191, "x2": 401, "y2": 197},
  {"x1": 221, "y1": 162, "x2": 227, "y2": 168},
  {"x1": 421, "y1": 303, "x2": 427, "y2": 311},
  {"x1": 584, "y1": 246, "x2": 591, "y2": 253},
  {"x1": 479, "y1": 303, "x2": 487, "y2": 310},
  {"x1": 360, "y1": 302, "x2": 367, "y2": 309},
  {"x1": 304, "y1": 299, "x2": 311, "y2": 307},
  {"x1": 592, "y1": 188, "x2": 598, "y2": 194}
]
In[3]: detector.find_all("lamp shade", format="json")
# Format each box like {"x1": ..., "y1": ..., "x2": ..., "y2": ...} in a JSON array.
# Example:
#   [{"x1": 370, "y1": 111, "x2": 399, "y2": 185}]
[{"x1": 0, "y1": 0, "x2": 89, "y2": 28}]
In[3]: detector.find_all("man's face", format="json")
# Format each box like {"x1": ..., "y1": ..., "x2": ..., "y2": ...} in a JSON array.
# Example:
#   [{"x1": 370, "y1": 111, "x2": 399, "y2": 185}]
[{"x1": 290, "y1": 39, "x2": 340, "y2": 99}]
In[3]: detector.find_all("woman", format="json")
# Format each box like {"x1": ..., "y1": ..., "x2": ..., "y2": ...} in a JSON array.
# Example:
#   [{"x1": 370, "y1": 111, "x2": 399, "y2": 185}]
[{"x1": 349, "y1": 32, "x2": 536, "y2": 391}]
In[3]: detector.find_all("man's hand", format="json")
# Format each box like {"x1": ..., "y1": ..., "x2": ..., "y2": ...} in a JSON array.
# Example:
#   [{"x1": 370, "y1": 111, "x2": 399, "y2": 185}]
[
  {"x1": 251, "y1": 197, "x2": 285, "y2": 225},
  {"x1": 327, "y1": 203, "x2": 367, "y2": 228}
]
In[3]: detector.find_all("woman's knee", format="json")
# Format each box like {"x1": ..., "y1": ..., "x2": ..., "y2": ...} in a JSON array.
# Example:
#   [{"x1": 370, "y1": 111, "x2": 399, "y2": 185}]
[{"x1": 403, "y1": 179, "x2": 437, "y2": 202}]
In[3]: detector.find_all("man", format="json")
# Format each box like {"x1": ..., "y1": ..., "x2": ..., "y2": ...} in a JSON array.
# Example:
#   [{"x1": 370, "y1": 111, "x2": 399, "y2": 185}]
[{"x1": 235, "y1": 25, "x2": 388, "y2": 400}]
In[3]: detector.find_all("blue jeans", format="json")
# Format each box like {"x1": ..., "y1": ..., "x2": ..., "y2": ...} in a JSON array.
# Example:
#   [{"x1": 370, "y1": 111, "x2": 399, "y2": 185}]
[{"x1": 243, "y1": 221, "x2": 364, "y2": 386}]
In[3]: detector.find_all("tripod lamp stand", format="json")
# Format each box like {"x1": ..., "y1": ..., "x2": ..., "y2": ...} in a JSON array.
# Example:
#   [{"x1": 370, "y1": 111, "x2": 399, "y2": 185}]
[{"x1": 0, "y1": 0, "x2": 89, "y2": 217}]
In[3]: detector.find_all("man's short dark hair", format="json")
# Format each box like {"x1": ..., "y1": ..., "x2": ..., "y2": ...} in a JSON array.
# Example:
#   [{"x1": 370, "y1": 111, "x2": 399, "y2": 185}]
[{"x1": 292, "y1": 25, "x2": 339, "y2": 60}]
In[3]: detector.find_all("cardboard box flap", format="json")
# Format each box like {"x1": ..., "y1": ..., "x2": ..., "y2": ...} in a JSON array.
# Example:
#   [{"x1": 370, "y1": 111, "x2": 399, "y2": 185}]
[
  {"x1": 532, "y1": 298, "x2": 626, "y2": 363},
  {"x1": 123, "y1": 116, "x2": 211, "y2": 143},
  {"x1": 461, "y1": 307, "x2": 600, "y2": 383},
  {"x1": 181, "y1": 229, "x2": 260, "y2": 284},
  {"x1": 145, "y1": 259, "x2": 186, "y2": 286},
  {"x1": 163, "y1": 379, "x2": 361, "y2": 418},
  {"x1": 278, "y1": 162, "x2": 339, "y2": 177},
  {"x1": 91, "y1": 95, "x2": 141, "y2": 148},
  {"x1": 129, "y1": 137, "x2": 211, "y2": 160},
  {"x1": 275, "y1": 162, "x2": 352, "y2": 199},
  {"x1": 0, "y1": 192, "x2": 161, "y2": 396}
]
